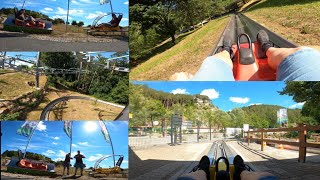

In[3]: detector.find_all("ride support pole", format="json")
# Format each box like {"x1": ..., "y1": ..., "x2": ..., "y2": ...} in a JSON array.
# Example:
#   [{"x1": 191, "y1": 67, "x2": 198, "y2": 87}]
[
  {"x1": 171, "y1": 116, "x2": 173, "y2": 145},
  {"x1": 261, "y1": 129, "x2": 264, "y2": 151},
  {"x1": 179, "y1": 126, "x2": 182, "y2": 144},
  {"x1": 298, "y1": 123, "x2": 307, "y2": 163},
  {"x1": 247, "y1": 131, "x2": 250, "y2": 146},
  {"x1": 35, "y1": 52, "x2": 40, "y2": 88}
]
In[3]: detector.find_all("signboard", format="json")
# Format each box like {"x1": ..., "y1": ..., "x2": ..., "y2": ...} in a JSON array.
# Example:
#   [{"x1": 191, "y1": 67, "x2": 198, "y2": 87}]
[
  {"x1": 277, "y1": 109, "x2": 288, "y2": 125},
  {"x1": 243, "y1": 124, "x2": 249, "y2": 132},
  {"x1": 172, "y1": 112, "x2": 182, "y2": 126}
]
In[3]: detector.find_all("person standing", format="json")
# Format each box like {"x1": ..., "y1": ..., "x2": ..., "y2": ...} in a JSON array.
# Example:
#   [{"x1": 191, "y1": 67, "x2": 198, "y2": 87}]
[
  {"x1": 74, "y1": 150, "x2": 86, "y2": 176},
  {"x1": 63, "y1": 153, "x2": 73, "y2": 176}
]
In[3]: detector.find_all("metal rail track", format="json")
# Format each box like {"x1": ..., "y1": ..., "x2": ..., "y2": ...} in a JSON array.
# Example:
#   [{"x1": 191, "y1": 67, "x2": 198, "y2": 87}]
[
  {"x1": 211, "y1": 13, "x2": 297, "y2": 55},
  {"x1": 39, "y1": 96, "x2": 126, "y2": 120}
]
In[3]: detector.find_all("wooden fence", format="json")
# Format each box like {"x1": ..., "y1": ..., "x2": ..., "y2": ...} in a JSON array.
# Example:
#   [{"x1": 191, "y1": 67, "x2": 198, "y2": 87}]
[{"x1": 244, "y1": 124, "x2": 320, "y2": 163}]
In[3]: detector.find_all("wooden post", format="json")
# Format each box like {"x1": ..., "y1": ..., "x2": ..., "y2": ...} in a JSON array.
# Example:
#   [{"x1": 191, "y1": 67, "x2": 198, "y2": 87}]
[
  {"x1": 247, "y1": 131, "x2": 250, "y2": 146},
  {"x1": 298, "y1": 123, "x2": 307, "y2": 163},
  {"x1": 261, "y1": 129, "x2": 264, "y2": 151}
]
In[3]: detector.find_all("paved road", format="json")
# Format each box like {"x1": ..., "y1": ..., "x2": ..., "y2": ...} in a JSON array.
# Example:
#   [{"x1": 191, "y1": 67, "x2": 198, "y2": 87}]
[{"x1": 0, "y1": 35, "x2": 128, "y2": 52}]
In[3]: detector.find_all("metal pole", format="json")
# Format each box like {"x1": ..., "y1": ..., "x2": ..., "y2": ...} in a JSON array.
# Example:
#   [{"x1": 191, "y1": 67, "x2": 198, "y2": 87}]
[
  {"x1": 171, "y1": 115, "x2": 173, "y2": 145},
  {"x1": 36, "y1": 52, "x2": 40, "y2": 88},
  {"x1": 70, "y1": 121, "x2": 72, "y2": 154},
  {"x1": 23, "y1": 121, "x2": 40, "y2": 158},
  {"x1": 109, "y1": 0, "x2": 114, "y2": 14},
  {"x1": 66, "y1": 0, "x2": 70, "y2": 32},
  {"x1": 103, "y1": 121, "x2": 116, "y2": 167},
  {"x1": 22, "y1": 0, "x2": 26, "y2": 9}
]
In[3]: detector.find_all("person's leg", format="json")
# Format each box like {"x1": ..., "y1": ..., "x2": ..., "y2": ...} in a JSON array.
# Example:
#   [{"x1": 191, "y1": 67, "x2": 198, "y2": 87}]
[
  {"x1": 192, "y1": 34, "x2": 235, "y2": 81},
  {"x1": 241, "y1": 171, "x2": 277, "y2": 180},
  {"x1": 67, "y1": 166, "x2": 70, "y2": 175},
  {"x1": 80, "y1": 167, "x2": 83, "y2": 176},
  {"x1": 63, "y1": 166, "x2": 65, "y2": 176},
  {"x1": 266, "y1": 47, "x2": 304, "y2": 71},
  {"x1": 257, "y1": 30, "x2": 320, "y2": 81},
  {"x1": 177, "y1": 170, "x2": 207, "y2": 180},
  {"x1": 74, "y1": 167, "x2": 78, "y2": 176},
  {"x1": 268, "y1": 47, "x2": 320, "y2": 81}
]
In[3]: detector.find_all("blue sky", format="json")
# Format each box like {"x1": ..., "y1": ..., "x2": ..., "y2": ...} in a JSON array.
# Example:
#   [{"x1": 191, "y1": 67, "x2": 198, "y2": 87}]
[
  {"x1": 133, "y1": 81, "x2": 304, "y2": 111},
  {"x1": 0, "y1": 0, "x2": 129, "y2": 26},
  {"x1": 1, "y1": 121, "x2": 128, "y2": 169},
  {"x1": 3, "y1": 51, "x2": 128, "y2": 66}
]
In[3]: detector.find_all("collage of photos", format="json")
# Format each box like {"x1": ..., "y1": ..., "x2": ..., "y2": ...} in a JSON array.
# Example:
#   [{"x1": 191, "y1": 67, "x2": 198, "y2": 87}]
[{"x1": 1, "y1": 0, "x2": 320, "y2": 180}]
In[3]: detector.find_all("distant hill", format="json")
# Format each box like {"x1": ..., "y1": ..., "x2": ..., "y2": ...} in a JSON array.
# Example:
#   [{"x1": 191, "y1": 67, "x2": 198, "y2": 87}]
[
  {"x1": 2, "y1": 150, "x2": 55, "y2": 163},
  {"x1": 238, "y1": 104, "x2": 315, "y2": 128},
  {"x1": 0, "y1": 8, "x2": 52, "y2": 21}
]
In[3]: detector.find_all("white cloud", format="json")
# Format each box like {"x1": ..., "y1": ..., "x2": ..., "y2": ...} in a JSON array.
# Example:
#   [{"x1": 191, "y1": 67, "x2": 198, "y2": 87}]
[
  {"x1": 36, "y1": 121, "x2": 46, "y2": 131},
  {"x1": 56, "y1": 7, "x2": 84, "y2": 15},
  {"x1": 78, "y1": 142, "x2": 89, "y2": 146},
  {"x1": 200, "y1": 89, "x2": 219, "y2": 99},
  {"x1": 122, "y1": 18, "x2": 129, "y2": 21},
  {"x1": 249, "y1": 103, "x2": 262, "y2": 106},
  {"x1": 124, "y1": 1, "x2": 129, "y2": 5},
  {"x1": 72, "y1": 0, "x2": 81, "y2": 5},
  {"x1": 88, "y1": 154, "x2": 103, "y2": 161},
  {"x1": 289, "y1": 102, "x2": 305, "y2": 109},
  {"x1": 229, "y1": 97, "x2": 250, "y2": 104},
  {"x1": 46, "y1": 150, "x2": 55, "y2": 154},
  {"x1": 52, "y1": 142, "x2": 58, "y2": 145},
  {"x1": 171, "y1": 88, "x2": 189, "y2": 95},
  {"x1": 57, "y1": 150, "x2": 67, "y2": 158},
  {"x1": 52, "y1": 136, "x2": 60, "y2": 140},
  {"x1": 72, "y1": 143, "x2": 79, "y2": 147},
  {"x1": 44, "y1": 7, "x2": 53, "y2": 11},
  {"x1": 122, "y1": 160, "x2": 128, "y2": 164},
  {"x1": 54, "y1": 158, "x2": 63, "y2": 161},
  {"x1": 85, "y1": 11, "x2": 106, "y2": 19},
  {"x1": 51, "y1": 15, "x2": 72, "y2": 20}
]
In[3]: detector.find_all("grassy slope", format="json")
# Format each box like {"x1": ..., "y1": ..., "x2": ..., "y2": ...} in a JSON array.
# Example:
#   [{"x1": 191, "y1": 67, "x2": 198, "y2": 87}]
[
  {"x1": 0, "y1": 72, "x2": 46, "y2": 100},
  {"x1": 130, "y1": 16, "x2": 229, "y2": 80},
  {"x1": 26, "y1": 86, "x2": 123, "y2": 120},
  {"x1": 244, "y1": 0, "x2": 320, "y2": 47}
]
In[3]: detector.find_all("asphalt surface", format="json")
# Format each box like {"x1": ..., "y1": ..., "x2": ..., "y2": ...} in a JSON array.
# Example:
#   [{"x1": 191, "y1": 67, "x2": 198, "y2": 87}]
[{"x1": 0, "y1": 35, "x2": 128, "y2": 52}]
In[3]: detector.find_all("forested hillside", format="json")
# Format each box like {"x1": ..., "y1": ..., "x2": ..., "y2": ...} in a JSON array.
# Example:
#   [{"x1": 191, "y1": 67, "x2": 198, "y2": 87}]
[
  {"x1": 130, "y1": 83, "x2": 317, "y2": 129},
  {"x1": 41, "y1": 52, "x2": 129, "y2": 105}
]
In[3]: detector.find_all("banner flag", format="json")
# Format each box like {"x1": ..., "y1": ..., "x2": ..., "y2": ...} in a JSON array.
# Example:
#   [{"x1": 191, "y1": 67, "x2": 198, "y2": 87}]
[
  {"x1": 17, "y1": 121, "x2": 38, "y2": 137},
  {"x1": 64, "y1": 121, "x2": 72, "y2": 138},
  {"x1": 99, "y1": 121, "x2": 110, "y2": 144}
]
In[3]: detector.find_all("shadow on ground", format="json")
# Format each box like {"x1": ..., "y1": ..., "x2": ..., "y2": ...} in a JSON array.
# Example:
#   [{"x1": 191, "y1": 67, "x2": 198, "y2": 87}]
[{"x1": 129, "y1": 144, "x2": 320, "y2": 180}]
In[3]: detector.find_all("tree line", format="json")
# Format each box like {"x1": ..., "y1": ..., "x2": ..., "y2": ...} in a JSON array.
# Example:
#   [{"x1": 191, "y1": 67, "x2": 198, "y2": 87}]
[
  {"x1": 41, "y1": 52, "x2": 129, "y2": 105},
  {"x1": 129, "y1": 0, "x2": 249, "y2": 63},
  {"x1": 130, "y1": 82, "x2": 319, "y2": 131}
]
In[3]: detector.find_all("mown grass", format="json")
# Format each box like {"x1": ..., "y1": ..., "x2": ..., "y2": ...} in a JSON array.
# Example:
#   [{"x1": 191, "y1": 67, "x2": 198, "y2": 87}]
[
  {"x1": 244, "y1": 0, "x2": 320, "y2": 46},
  {"x1": 130, "y1": 16, "x2": 229, "y2": 80},
  {"x1": 0, "y1": 72, "x2": 46, "y2": 100}
]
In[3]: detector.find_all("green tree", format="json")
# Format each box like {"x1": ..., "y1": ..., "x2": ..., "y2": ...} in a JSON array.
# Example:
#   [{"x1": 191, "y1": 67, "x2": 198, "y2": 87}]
[{"x1": 279, "y1": 82, "x2": 320, "y2": 124}]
